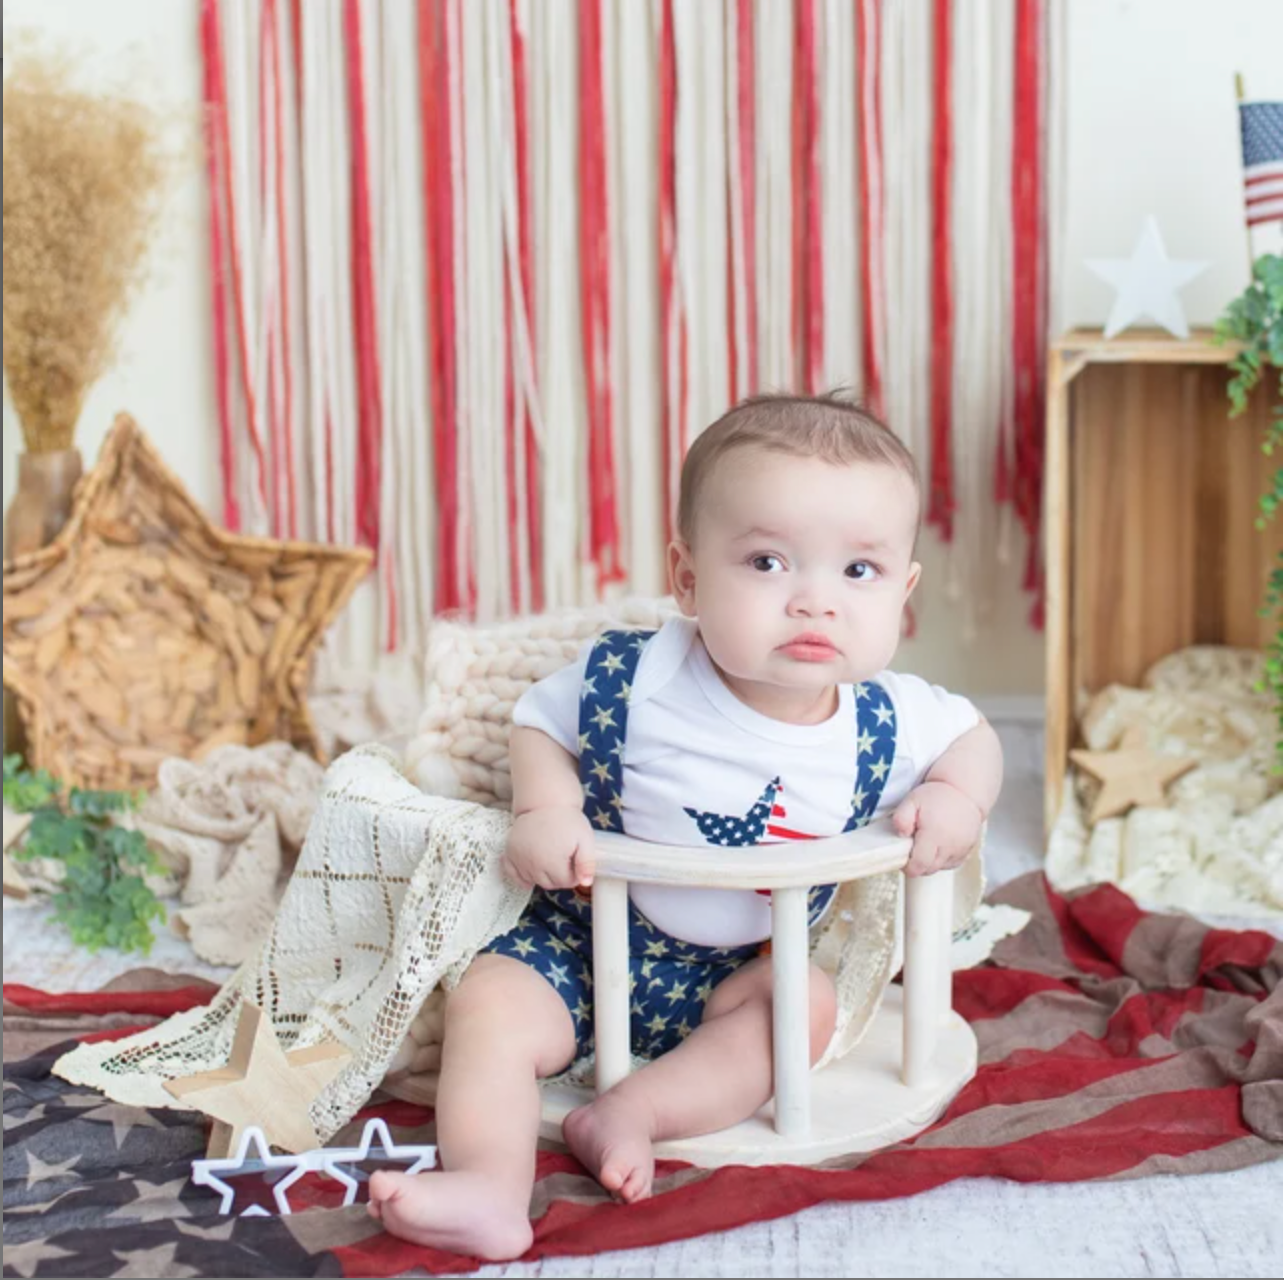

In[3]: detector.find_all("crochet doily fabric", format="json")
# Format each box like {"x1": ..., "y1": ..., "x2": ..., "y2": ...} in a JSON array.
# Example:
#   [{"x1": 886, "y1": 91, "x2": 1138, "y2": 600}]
[{"x1": 1048, "y1": 646, "x2": 1282, "y2": 917}]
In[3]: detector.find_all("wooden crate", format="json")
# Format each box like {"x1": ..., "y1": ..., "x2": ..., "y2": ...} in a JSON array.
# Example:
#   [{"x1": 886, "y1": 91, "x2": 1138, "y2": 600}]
[{"x1": 1043, "y1": 327, "x2": 1279, "y2": 832}]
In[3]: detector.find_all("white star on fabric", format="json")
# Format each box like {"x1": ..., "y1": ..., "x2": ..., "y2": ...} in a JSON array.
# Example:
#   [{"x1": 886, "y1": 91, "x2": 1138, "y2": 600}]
[
  {"x1": 110, "y1": 1244, "x2": 201, "y2": 1280},
  {"x1": 868, "y1": 756, "x2": 891, "y2": 782},
  {"x1": 598, "y1": 651, "x2": 626, "y2": 675},
  {"x1": 631, "y1": 1001, "x2": 646, "y2": 1018},
  {"x1": 547, "y1": 962, "x2": 570, "y2": 989},
  {"x1": 663, "y1": 981, "x2": 689, "y2": 1005},
  {"x1": 644, "y1": 939, "x2": 668, "y2": 958},
  {"x1": 2, "y1": 1241, "x2": 77, "y2": 1279},
  {"x1": 609, "y1": 791, "x2": 624, "y2": 810},
  {"x1": 23, "y1": 1150, "x2": 82, "y2": 1188},
  {"x1": 545, "y1": 934, "x2": 571, "y2": 956},
  {"x1": 856, "y1": 728, "x2": 876, "y2": 756},
  {"x1": 581, "y1": 676, "x2": 597, "y2": 696},
  {"x1": 873, "y1": 704, "x2": 893, "y2": 726},
  {"x1": 1086, "y1": 216, "x2": 1208, "y2": 340},
  {"x1": 854, "y1": 682, "x2": 870, "y2": 700},
  {"x1": 572, "y1": 998, "x2": 592, "y2": 1023},
  {"x1": 590, "y1": 760, "x2": 612, "y2": 783},
  {"x1": 581, "y1": 780, "x2": 594, "y2": 798},
  {"x1": 646, "y1": 1012, "x2": 669, "y2": 1034},
  {"x1": 577, "y1": 732, "x2": 591, "y2": 752},
  {"x1": 512, "y1": 936, "x2": 536, "y2": 957},
  {"x1": 593, "y1": 809, "x2": 614, "y2": 829},
  {"x1": 590, "y1": 705, "x2": 617, "y2": 732},
  {"x1": 851, "y1": 785, "x2": 868, "y2": 811},
  {"x1": 609, "y1": 737, "x2": 625, "y2": 757},
  {"x1": 616, "y1": 680, "x2": 631, "y2": 702}
]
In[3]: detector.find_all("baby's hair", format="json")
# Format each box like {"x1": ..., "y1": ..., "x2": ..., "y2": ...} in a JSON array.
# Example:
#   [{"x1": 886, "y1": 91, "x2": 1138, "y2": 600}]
[{"x1": 675, "y1": 391, "x2": 921, "y2": 545}]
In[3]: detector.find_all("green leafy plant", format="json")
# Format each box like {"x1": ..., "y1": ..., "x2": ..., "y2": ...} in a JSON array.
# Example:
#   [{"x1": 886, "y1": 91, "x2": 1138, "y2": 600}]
[
  {"x1": 1214, "y1": 252, "x2": 1283, "y2": 747},
  {"x1": 3, "y1": 754, "x2": 166, "y2": 954}
]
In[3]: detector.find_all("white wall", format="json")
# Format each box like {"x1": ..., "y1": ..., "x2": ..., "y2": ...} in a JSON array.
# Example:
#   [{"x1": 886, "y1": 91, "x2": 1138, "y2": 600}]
[{"x1": 5, "y1": 0, "x2": 1281, "y2": 703}]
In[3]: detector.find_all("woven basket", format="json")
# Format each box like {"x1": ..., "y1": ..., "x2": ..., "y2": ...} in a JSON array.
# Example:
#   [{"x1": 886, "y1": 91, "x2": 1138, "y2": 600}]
[{"x1": 1, "y1": 414, "x2": 371, "y2": 791}]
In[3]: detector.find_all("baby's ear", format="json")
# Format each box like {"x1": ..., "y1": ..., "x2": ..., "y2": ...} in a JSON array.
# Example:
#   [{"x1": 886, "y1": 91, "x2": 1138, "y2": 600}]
[
  {"x1": 904, "y1": 561, "x2": 922, "y2": 599},
  {"x1": 667, "y1": 540, "x2": 698, "y2": 616}
]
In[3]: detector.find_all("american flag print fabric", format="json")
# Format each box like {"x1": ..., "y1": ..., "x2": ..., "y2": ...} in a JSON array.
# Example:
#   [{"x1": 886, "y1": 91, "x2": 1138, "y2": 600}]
[{"x1": 1239, "y1": 99, "x2": 1283, "y2": 228}]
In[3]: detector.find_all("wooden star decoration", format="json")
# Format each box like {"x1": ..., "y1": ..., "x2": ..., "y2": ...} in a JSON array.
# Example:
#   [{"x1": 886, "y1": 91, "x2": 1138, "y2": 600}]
[
  {"x1": 2, "y1": 414, "x2": 371, "y2": 791},
  {"x1": 1070, "y1": 727, "x2": 1197, "y2": 825},
  {"x1": 164, "y1": 1001, "x2": 351, "y2": 1158}
]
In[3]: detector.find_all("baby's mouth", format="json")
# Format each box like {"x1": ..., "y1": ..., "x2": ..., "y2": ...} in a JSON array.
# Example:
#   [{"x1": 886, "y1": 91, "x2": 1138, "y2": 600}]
[{"x1": 776, "y1": 634, "x2": 841, "y2": 662}]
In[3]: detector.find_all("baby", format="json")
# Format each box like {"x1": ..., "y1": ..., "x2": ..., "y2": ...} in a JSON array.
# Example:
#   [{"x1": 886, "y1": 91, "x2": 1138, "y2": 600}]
[{"x1": 369, "y1": 393, "x2": 1003, "y2": 1259}]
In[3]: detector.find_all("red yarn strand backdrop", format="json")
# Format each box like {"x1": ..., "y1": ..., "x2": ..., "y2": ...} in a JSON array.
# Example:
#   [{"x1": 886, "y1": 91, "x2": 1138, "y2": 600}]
[
  {"x1": 736, "y1": 0, "x2": 758, "y2": 394},
  {"x1": 419, "y1": 1, "x2": 463, "y2": 614},
  {"x1": 343, "y1": 0, "x2": 384, "y2": 555},
  {"x1": 857, "y1": 0, "x2": 884, "y2": 416},
  {"x1": 510, "y1": 0, "x2": 543, "y2": 612},
  {"x1": 658, "y1": 0, "x2": 681, "y2": 539},
  {"x1": 200, "y1": 0, "x2": 240, "y2": 533},
  {"x1": 1011, "y1": 0, "x2": 1047, "y2": 626},
  {"x1": 928, "y1": 0, "x2": 956, "y2": 540},
  {"x1": 578, "y1": 0, "x2": 623, "y2": 587},
  {"x1": 794, "y1": 0, "x2": 823, "y2": 393}
]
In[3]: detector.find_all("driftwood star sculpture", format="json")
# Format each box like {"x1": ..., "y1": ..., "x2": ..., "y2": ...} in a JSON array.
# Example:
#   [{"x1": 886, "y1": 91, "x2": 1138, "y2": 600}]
[
  {"x1": 1070, "y1": 727, "x2": 1197, "y2": 824},
  {"x1": 2, "y1": 414, "x2": 371, "y2": 790},
  {"x1": 164, "y1": 1001, "x2": 351, "y2": 1158}
]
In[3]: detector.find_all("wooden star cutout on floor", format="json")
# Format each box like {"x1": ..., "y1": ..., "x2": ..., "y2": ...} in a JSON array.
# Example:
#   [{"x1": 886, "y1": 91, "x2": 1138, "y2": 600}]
[
  {"x1": 2, "y1": 414, "x2": 371, "y2": 791},
  {"x1": 164, "y1": 1001, "x2": 351, "y2": 1157},
  {"x1": 1070, "y1": 726, "x2": 1197, "y2": 824}
]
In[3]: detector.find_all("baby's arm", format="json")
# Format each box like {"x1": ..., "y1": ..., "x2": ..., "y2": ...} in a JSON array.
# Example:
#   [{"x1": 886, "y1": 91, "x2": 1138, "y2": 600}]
[
  {"x1": 502, "y1": 726, "x2": 599, "y2": 890},
  {"x1": 892, "y1": 717, "x2": 1003, "y2": 877}
]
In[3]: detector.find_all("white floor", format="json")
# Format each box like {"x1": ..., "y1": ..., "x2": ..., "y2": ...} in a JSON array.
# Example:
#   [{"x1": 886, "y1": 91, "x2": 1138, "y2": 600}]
[{"x1": 4, "y1": 723, "x2": 1281, "y2": 1278}]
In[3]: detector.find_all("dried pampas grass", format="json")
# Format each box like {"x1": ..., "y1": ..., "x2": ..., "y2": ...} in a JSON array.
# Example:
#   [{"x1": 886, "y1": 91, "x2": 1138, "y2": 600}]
[{"x1": 3, "y1": 46, "x2": 175, "y2": 453}]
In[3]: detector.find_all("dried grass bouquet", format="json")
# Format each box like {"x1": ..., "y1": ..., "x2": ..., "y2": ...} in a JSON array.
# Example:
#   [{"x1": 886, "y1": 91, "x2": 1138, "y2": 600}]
[{"x1": 3, "y1": 45, "x2": 175, "y2": 452}]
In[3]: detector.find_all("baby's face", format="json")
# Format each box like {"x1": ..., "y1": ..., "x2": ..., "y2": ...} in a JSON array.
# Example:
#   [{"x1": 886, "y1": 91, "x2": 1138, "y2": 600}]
[{"x1": 669, "y1": 451, "x2": 921, "y2": 702}]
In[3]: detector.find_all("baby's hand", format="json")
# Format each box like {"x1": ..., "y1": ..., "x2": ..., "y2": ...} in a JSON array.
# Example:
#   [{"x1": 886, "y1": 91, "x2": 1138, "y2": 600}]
[
  {"x1": 891, "y1": 781, "x2": 984, "y2": 877},
  {"x1": 502, "y1": 805, "x2": 598, "y2": 891}
]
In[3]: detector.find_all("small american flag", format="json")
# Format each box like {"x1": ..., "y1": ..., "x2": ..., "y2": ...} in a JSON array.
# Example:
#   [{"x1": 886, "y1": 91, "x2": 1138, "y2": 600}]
[{"x1": 1239, "y1": 99, "x2": 1283, "y2": 227}]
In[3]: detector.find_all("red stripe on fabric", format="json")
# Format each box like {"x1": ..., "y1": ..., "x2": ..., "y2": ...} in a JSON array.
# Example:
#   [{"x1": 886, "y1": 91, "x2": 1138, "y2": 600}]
[
  {"x1": 200, "y1": 0, "x2": 240, "y2": 532},
  {"x1": 1102, "y1": 988, "x2": 1207, "y2": 1057},
  {"x1": 1198, "y1": 926, "x2": 1279, "y2": 978},
  {"x1": 796, "y1": 0, "x2": 823, "y2": 393},
  {"x1": 419, "y1": 1, "x2": 462, "y2": 612},
  {"x1": 2, "y1": 985, "x2": 215, "y2": 1018},
  {"x1": 658, "y1": 0, "x2": 679, "y2": 540},
  {"x1": 856, "y1": 0, "x2": 884, "y2": 416},
  {"x1": 208, "y1": 0, "x2": 272, "y2": 520},
  {"x1": 1247, "y1": 209, "x2": 1284, "y2": 227},
  {"x1": 952, "y1": 966, "x2": 1072, "y2": 1022},
  {"x1": 1065, "y1": 882, "x2": 1147, "y2": 974},
  {"x1": 579, "y1": 0, "x2": 624, "y2": 588},
  {"x1": 1042, "y1": 878, "x2": 1123, "y2": 979},
  {"x1": 939, "y1": 1046, "x2": 1169, "y2": 1125},
  {"x1": 344, "y1": 0, "x2": 384, "y2": 554},
  {"x1": 928, "y1": 0, "x2": 954, "y2": 540},
  {"x1": 1009, "y1": 0, "x2": 1046, "y2": 622},
  {"x1": 765, "y1": 824, "x2": 813, "y2": 841},
  {"x1": 1244, "y1": 171, "x2": 1283, "y2": 189},
  {"x1": 510, "y1": 0, "x2": 543, "y2": 612}
]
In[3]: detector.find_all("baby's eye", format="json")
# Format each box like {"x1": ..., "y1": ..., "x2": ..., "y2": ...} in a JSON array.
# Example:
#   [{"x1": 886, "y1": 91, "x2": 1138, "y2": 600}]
[
  {"x1": 749, "y1": 554, "x2": 785, "y2": 573},
  {"x1": 845, "y1": 560, "x2": 880, "y2": 581}
]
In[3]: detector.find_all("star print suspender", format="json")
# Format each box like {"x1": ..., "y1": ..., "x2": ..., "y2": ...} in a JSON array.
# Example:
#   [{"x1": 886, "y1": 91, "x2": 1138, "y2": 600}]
[
  {"x1": 576, "y1": 631, "x2": 899, "y2": 844},
  {"x1": 577, "y1": 629, "x2": 655, "y2": 833},
  {"x1": 842, "y1": 681, "x2": 898, "y2": 831}
]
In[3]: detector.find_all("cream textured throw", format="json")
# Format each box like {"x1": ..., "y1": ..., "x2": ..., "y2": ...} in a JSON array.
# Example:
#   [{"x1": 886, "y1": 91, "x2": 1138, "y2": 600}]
[
  {"x1": 1048, "y1": 646, "x2": 1282, "y2": 918},
  {"x1": 55, "y1": 599, "x2": 983, "y2": 1141}
]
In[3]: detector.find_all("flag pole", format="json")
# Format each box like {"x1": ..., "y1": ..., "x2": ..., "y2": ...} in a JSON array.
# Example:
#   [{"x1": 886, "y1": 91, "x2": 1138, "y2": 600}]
[{"x1": 1236, "y1": 72, "x2": 1255, "y2": 281}]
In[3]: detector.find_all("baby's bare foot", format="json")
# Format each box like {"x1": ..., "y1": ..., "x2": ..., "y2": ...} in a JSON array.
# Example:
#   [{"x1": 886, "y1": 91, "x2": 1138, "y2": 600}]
[
  {"x1": 563, "y1": 1094, "x2": 656, "y2": 1203},
  {"x1": 367, "y1": 1170, "x2": 533, "y2": 1261}
]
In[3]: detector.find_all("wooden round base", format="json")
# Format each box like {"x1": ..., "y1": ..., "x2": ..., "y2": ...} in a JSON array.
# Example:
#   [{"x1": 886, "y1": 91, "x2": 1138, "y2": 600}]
[{"x1": 537, "y1": 986, "x2": 978, "y2": 1168}]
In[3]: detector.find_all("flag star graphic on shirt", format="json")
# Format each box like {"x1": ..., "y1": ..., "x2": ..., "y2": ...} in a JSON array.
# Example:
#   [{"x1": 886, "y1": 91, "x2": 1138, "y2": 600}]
[{"x1": 684, "y1": 778, "x2": 783, "y2": 846}]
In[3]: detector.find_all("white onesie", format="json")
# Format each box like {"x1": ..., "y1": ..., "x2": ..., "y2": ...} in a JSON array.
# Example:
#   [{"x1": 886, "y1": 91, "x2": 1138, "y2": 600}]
[{"x1": 512, "y1": 617, "x2": 978, "y2": 948}]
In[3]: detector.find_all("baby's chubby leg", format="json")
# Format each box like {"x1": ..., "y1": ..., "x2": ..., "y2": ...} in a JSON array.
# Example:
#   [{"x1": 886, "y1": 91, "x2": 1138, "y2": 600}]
[
  {"x1": 369, "y1": 954, "x2": 576, "y2": 1260},
  {"x1": 564, "y1": 958, "x2": 837, "y2": 1202}
]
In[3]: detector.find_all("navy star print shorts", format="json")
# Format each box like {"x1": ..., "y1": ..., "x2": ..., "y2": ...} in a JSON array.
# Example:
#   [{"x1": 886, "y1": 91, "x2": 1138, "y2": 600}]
[{"x1": 480, "y1": 887, "x2": 761, "y2": 1060}]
